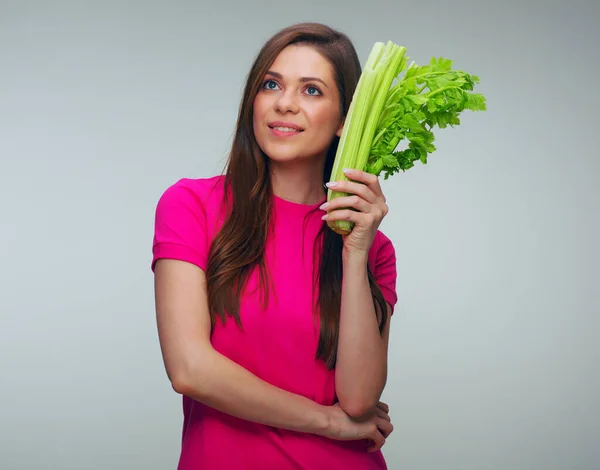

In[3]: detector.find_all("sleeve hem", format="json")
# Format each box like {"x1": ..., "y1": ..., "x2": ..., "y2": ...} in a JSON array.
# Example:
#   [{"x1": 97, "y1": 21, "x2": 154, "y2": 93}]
[
  {"x1": 380, "y1": 285, "x2": 398, "y2": 315},
  {"x1": 151, "y1": 243, "x2": 207, "y2": 272}
]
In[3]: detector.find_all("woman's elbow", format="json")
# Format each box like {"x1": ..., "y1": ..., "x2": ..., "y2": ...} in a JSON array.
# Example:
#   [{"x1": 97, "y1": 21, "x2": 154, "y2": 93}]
[
  {"x1": 170, "y1": 373, "x2": 193, "y2": 396},
  {"x1": 167, "y1": 356, "x2": 209, "y2": 397},
  {"x1": 338, "y1": 397, "x2": 378, "y2": 419}
]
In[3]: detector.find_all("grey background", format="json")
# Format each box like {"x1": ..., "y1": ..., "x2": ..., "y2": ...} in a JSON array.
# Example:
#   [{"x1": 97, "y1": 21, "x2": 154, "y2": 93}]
[{"x1": 1, "y1": 1, "x2": 598, "y2": 469}]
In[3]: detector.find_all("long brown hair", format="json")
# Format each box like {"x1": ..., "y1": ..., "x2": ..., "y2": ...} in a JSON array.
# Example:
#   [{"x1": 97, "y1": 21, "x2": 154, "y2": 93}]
[{"x1": 206, "y1": 23, "x2": 387, "y2": 369}]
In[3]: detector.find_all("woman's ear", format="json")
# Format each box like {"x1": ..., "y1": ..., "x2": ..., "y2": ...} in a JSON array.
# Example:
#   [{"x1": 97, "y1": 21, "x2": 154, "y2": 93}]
[{"x1": 335, "y1": 118, "x2": 345, "y2": 137}]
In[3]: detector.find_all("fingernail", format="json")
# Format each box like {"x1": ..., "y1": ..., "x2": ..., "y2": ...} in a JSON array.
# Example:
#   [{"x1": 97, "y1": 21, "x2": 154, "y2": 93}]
[
  {"x1": 343, "y1": 168, "x2": 353, "y2": 174},
  {"x1": 319, "y1": 202, "x2": 329, "y2": 210},
  {"x1": 326, "y1": 182, "x2": 337, "y2": 188},
  {"x1": 321, "y1": 214, "x2": 328, "y2": 220}
]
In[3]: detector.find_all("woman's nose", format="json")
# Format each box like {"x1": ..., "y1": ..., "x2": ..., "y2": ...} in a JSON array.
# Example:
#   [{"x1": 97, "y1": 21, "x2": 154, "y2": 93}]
[{"x1": 275, "y1": 91, "x2": 299, "y2": 114}]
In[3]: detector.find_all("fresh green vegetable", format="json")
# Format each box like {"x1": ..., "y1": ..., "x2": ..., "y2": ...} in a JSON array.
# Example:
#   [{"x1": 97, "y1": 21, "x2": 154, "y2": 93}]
[{"x1": 327, "y1": 40, "x2": 487, "y2": 235}]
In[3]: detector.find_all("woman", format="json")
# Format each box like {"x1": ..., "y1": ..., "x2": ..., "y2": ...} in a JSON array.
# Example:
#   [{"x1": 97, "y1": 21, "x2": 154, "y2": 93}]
[{"x1": 151, "y1": 22, "x2": 398, "y2": 469}]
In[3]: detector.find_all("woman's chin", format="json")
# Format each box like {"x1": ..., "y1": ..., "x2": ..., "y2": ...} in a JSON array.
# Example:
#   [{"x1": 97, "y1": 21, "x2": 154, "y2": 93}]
[{"x1": 263, "y1": 145, "x2": 328, "y2": 165}]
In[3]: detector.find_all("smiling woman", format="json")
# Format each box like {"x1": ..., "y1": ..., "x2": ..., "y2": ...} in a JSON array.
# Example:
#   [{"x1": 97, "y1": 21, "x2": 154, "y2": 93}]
[
  {"x1": 151, "y1": 22, "x2": 397, "y2": 470},
  {"x1": 253, "y1": 45, "x2": 344, "y2": 172}
]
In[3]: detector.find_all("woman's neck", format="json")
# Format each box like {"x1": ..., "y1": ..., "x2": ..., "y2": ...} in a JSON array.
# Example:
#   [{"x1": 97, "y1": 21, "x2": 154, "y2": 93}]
[{"x1": 270, "y1": 159, "x2": 326, "y2": 205}]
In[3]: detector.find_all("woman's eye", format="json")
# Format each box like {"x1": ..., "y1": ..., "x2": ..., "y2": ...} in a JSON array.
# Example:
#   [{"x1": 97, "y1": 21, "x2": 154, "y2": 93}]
[
  {"x1": 263, "y1": 79, "x2": 279, "y2": 90},
  {"x1": 306, "y1": 86, "x2": 321, "y2": 96}
]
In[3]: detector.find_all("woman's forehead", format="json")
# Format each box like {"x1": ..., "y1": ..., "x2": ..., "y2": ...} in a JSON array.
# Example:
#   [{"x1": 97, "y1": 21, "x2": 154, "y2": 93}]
[{"x1": 268, "y1": 45, "x2": 334, "y2": 82}]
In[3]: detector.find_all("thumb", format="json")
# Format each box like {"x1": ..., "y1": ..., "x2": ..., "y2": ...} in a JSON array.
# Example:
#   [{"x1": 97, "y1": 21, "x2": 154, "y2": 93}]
[{"x1": 367, "y1": 430, "x2": 385, "y2": 453}]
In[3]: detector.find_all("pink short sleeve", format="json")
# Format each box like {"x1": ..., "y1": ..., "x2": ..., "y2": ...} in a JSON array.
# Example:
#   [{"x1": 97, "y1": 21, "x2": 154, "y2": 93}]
[
  {"x1": 373, "y1": 232, "x2": 398, "y2": 313},
  {"x1": 151, "y1": 179, "x2": 209, "y2": 272}
]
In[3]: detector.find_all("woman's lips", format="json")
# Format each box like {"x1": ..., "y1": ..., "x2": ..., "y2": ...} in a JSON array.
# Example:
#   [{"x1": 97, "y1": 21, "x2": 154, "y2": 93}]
[{"x1": 269, "y1": 126, "x2": 303, "y2": 137}]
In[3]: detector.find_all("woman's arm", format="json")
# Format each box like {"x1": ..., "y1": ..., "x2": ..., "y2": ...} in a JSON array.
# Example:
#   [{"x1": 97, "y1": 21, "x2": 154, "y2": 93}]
[
  {"x1": 335, "y1": 251, "x2": 391, "y2": 419},
  {"x1": 321, "y1": 168, "x2": 396, "y2": 419},
  {"x1": 154, "y1": 258, "x2": 331, "y2": 435}
]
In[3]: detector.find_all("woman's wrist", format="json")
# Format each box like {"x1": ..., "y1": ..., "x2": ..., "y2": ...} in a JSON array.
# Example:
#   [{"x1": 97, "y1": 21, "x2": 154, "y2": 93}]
[
  {"x1": 309, "y1": 403, "x2": 334, "y2": 436},
  {"x1": 312, "y1": 404, "x2": 340, "y2": 438},
  {"x1": 341, "y1": 248, "x2": 369, "y2": 266}
]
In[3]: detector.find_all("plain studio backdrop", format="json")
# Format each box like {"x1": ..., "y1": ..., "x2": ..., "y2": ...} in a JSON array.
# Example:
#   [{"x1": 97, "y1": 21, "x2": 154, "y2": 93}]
[{"x1": 1, "y1": 1, "x2": 598, "y2": 469}]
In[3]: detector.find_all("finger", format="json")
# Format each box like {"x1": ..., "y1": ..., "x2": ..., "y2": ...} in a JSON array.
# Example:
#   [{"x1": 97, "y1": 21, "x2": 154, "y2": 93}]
[
  {"x1": 376, "y1": 418, "x2": 394, "y2": 439},
  {"x1": 375, "y1": 407, "x2": 391, "y2": 422},
  {"x1": 327, "y1": 180, "x2": 377, "y2": 204},
  {"x1": 343, "y1": 168, "x2": 385, "y2": 200},
  {"x1": 367, "y1": 430, "x2": 386, "y2": 453},
  {"x1": 343, "y1": 168, "x2": 378, "y2": 186},
  {"x1": 377, "y1": 401, "x2": 390, "y2": 413},
  {"x1": 321, "y1": 195, "x2": 371, "y2": 214},
  {"x1": 322, "y1": 209, "x2": 376, "y2": 227}
]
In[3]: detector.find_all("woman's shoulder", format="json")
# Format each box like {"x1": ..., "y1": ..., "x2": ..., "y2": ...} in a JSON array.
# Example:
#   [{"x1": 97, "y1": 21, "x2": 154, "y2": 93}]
[
  {"x1": 161, "y1": 174, "x2": 226, "y2": 199},
  {"x1": 156, "y1": 174, "x2": 226, "y2": 210},
  {"x1": 371, "y1": 229, "x2": 395, "y2": 256},
  {"x1": 367, "y1": 229, "x2": 396, "y2": 271},
  {"x1": 369, "y1": 229, "x2": 398, "y2": 308}
]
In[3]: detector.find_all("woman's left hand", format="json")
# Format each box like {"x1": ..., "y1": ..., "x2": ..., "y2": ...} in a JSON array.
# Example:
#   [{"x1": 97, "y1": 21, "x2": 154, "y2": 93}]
[{"x1": 321, "y1": 168, "x2": 389, "y2": 257}]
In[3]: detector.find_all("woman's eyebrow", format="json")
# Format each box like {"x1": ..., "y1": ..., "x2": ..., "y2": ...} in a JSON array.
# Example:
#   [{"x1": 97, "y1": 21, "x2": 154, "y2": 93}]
[{"x1": 266, "y1": 70, "x2": 329, "y2": 88}]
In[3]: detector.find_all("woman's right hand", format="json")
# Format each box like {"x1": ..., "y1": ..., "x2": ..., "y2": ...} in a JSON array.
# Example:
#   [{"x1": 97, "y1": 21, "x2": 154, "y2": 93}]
[{"x1": 321, "y1": 401, "x2": 394, "y2": 452}]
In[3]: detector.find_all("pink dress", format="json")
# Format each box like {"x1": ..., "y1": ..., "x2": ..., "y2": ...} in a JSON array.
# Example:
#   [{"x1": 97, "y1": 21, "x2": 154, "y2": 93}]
[{"x1": 151, "y1": 175, "x2": 398, "y2": 469}]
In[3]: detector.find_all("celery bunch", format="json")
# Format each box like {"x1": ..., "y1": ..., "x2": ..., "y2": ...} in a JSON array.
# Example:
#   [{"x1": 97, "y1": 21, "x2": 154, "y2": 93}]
[{"x1": 326, "y1": 41, "x2": 487, "y2": 235}]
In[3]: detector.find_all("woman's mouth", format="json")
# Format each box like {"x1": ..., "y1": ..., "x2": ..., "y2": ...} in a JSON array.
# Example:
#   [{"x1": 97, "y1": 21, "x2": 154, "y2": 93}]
[
  {"x1": 268, "y1": 121, "x2": 304, "y2": 137},
  {"x1": 269, "y1": 126, "x2": 304, "y2": 137}
]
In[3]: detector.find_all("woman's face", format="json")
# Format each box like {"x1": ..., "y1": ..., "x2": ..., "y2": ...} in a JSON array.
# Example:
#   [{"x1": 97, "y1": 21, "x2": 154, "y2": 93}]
[{"x1": 253, "y1": 45, "x2": 344, "y2": 166}]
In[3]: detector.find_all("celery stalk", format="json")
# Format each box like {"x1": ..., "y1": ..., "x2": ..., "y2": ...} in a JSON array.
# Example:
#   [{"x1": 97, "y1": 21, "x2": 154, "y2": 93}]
[
  {"x1": 327, "y1": 42, "x2": 404, "y2": 235},
  {"x1": 329, "y1": 43, "x2": 384, "y2": 191},
  {"x1": 325, "y1": 40, "x2": 486, "y2": 235},
  {"x1": 355, "y1": 44, "x2": 406, "y2": 180}
]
